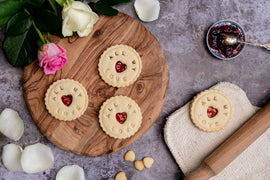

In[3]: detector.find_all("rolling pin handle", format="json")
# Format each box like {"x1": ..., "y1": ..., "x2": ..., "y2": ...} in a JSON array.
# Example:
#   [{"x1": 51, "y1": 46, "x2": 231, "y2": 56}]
[{"x1": 184, "y1": 163, "x2": 215, "y2": 180}]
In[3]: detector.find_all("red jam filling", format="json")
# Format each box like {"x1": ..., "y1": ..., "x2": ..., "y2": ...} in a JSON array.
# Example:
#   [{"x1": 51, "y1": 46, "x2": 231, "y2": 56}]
[
  {"x1": 208, "y1": 24, "x2": 245, "y2": 58},
  {"x1": 115, "y1": 61, "x2": 127, "y2": 73},
  {"x1": 116, "y1": 112, "x2": 127, "y2": 124},
  {"x1": 61, "y1": 95, "x2": 73, "y2": 107},
  {"x1": 207, "y1": 106, "x2": 218, "y2": 118}
]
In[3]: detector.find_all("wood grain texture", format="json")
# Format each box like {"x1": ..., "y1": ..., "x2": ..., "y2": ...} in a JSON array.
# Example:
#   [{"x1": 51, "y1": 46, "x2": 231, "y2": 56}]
[{"x1": 23, "y1": 13, "x2": 169, "y2": 156}]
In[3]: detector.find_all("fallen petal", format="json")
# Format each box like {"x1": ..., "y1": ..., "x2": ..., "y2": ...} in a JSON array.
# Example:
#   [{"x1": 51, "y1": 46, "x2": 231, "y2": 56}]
[
  {"x1": 134, "y1": 0, "x2": 160, "y2": 22},
  {"x1": 56, "y1": 165, "x2": 85, "y2": 180},
  {"x1": 0, "y1": 108, "x2": 24, "y2": 141},
  {"x1": 2, "y1": 144, "x2": 23, "y2": 171},
  {"x1": 20, "y1": 143, "x2": 54, "y2": 173}
]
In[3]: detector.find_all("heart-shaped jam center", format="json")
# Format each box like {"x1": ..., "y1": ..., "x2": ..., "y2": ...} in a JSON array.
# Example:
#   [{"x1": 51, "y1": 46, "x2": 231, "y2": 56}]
[
  {"x1": 115, "y1": 61, "x2": 127, "y2": 73},
  {"x1": 207, "y1": 106, "x2": 218, "y2": 118},
  {"x1": 61, "y1": 95, "x2": 73, "y2": 107},
  {"x1": 116, "y1": 112, "x2": 127, "y2": 124}
]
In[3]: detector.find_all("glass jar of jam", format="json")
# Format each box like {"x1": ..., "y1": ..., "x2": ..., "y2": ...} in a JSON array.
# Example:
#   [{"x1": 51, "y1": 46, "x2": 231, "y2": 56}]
[{"x1": 206, "y1": 20, "x2": 245, "y2": 60}]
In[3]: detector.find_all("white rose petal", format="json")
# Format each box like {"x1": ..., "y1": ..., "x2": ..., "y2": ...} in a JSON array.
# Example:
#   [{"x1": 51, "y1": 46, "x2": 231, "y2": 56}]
[
  {"x1": 77, "y1": 24, "x2": 94, "y2": 37},
  {"x1": 69, "y1": 1, "x2": 92, "y2": 12},
  {"x1": 0, "y1": 108, "x2": 24, "y2": 141},
  {"x1": 56, "y1": 165, "x2": 85, "y2": 180},
  {"x1": 62, "y1": 13, "x2": 73, "y2": 37},
  {"x1": 134, "y1": 0, "x2": 160, "y2": 22},
  {"x1": 21, "y1": 143, "x2": 54, "y2": 173},
  {"x1": 2, "y1": 144, "x2": 23, "y2": 172},
  {"x1": 62, "y1": 1, "x2": 99, "y2": 37}
]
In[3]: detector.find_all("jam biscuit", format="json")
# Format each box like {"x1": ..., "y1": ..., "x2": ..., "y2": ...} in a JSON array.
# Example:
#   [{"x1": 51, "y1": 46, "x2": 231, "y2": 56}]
[
  {"x1": 143, "y1": 157, "x2": 154, "y2": 168},
  {"x1": 99, "y1": 96, "x2": 142, "y2": 139},
  {"x1": 98, "y1": 45, "x2": 142, "y2": 87},
  {"x1": 134, "y1": 160, "x2": 144, "y2": 171},
  {"x1": 124, "y1": 150, "x2": 135, "y2": 162},
  {"x1": 45, "y1": 79, "x2": 88, "y2": 121},
  {"x1": 190, "y1": 89, "x2": 232, "y2": 132},
  {"x1": 115, "y1": 171, "x2": 127, "y2": 180}
]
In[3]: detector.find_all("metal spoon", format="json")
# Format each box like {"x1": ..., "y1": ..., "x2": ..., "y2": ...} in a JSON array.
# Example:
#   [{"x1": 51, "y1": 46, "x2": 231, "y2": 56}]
[{"x1": 221, "y1": 33, "x2": 270, "y2": 50}]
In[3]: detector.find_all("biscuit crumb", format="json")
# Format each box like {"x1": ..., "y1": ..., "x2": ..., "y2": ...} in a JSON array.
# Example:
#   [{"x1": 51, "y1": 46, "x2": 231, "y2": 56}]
[
  {"x1": 124, "y1": 150, "x2": 135, "y2": 162},
  {"x1": 134, "y1": 160, "x2": 144, "y2": 171},
  {"x1": 143, "y1": 157, "x2": 154, "y2": 168}
]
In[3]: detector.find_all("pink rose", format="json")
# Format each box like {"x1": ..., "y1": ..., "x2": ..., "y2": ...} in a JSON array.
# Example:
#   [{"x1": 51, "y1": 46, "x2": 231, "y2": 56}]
[{"x1": 38, "y1": 43, "x2": 67, "y2": 75}]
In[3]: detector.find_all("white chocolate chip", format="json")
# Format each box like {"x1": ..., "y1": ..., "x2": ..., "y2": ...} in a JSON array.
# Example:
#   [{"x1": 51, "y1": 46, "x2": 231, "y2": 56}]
[
  {"x1": 115, "y1": 171, "x2": 127, "y2": 180},
  {"x1": 134, "y1": 160, "x2": 144, "y2": 171},
  {"x1": 124, "y1": 150, "x2": 135, "y2": 162},
  {"x1": 143, "y1": 157, "x2": 154, "y2": 168}
]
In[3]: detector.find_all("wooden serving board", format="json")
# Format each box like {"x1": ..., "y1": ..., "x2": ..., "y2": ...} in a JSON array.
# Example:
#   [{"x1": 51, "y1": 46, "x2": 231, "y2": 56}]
[{"x1": 23, "y1": 13, "x2": 169, "y2": 156}]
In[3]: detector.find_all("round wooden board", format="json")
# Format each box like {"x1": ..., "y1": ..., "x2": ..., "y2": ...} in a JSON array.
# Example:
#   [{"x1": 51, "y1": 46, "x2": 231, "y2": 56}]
[{"x1": 23, "y1": 13, "x2": 169, "y2": 156}]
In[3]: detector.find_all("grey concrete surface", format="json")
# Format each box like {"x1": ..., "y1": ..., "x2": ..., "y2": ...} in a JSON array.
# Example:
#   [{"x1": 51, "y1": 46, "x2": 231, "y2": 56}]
[{"x1": 0, "y1": 0, "x2": 270, "y2": 179}]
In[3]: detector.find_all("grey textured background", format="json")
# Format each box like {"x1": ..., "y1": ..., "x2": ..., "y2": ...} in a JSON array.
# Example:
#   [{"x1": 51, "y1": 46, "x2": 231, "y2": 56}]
[{"x1": 0, "y1": 0, "x2": 270, "y2": 179}]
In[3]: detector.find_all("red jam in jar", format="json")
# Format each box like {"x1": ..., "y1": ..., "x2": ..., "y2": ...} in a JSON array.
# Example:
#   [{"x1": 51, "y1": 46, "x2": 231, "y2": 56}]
[{"x1": 208, "y1": 24, "x2": 245, "y2": 58}]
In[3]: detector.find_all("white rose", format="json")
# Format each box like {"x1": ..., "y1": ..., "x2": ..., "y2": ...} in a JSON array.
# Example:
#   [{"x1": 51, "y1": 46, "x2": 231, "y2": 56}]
[{"x1": 62, "y1": 1, "x2": 99, "y2": 37}]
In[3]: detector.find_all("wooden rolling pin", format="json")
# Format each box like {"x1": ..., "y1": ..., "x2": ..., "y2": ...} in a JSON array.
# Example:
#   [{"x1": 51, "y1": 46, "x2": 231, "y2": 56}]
[{"x1": 185, "y1": 102, "x2": 270, "y2": 180}]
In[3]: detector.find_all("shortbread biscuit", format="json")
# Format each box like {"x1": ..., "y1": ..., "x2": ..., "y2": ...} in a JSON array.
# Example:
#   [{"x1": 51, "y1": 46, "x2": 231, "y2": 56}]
[
  {"x1": 124, "y1": 150, "x2": 135, "y2": 162},
  {"x1": 134, "y1": 160, "x2": 144, "y2": 171},
  {"x1": 143, "y1": 157, "x2": 154, "y2": 168},
  {"x1": 99, "y1": 96, "x2": 142, "y2": 139},
  {"x1": 98, "y1": 45, "x2": 142, "y2": 87},
  {"x1": 45, "y1": 79, "x2": 88, "y2": 121},
  {"x1": 115, "y1": 171, "x2": 127, "y2": 180},
  {"x1": 190, "y1": 89, "x2": 232, "y2": 132}
]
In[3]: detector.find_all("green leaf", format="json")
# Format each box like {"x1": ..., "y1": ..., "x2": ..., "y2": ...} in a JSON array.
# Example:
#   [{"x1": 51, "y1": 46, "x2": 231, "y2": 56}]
[
  {"x1": 0, "y1": 16, "x2": 12, "y2": 27},
  {"x1": 3, "y1": 27, "x2": 38, "y2": 67},
  {"x1": 34, "y1": 9, "x2": 62, "y2": 33},
  {"x1": 48, "y1": 0, "x2": 59, "y2": 14},
  {"x1": 90, "y1": 1, "x2": 118, "y2": 16},
  {"x1": 6, "y1": 11, "x2": 32, "y2": 36},
  {"x1": 22, "y1": 0, "x2": 45, "y2": 8},
  {"x1": 55, "y1": 0, "x2": 66, "y2": 7},
  {"x1": 103, "y1": 0, "x2": 132, "y2": 5},
  {"x1": 0, "y1": 0, "x2": 23, "y2": 22},
  {"x1": 40, "y1": 0, "x2": 62, "y2": 17}
]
